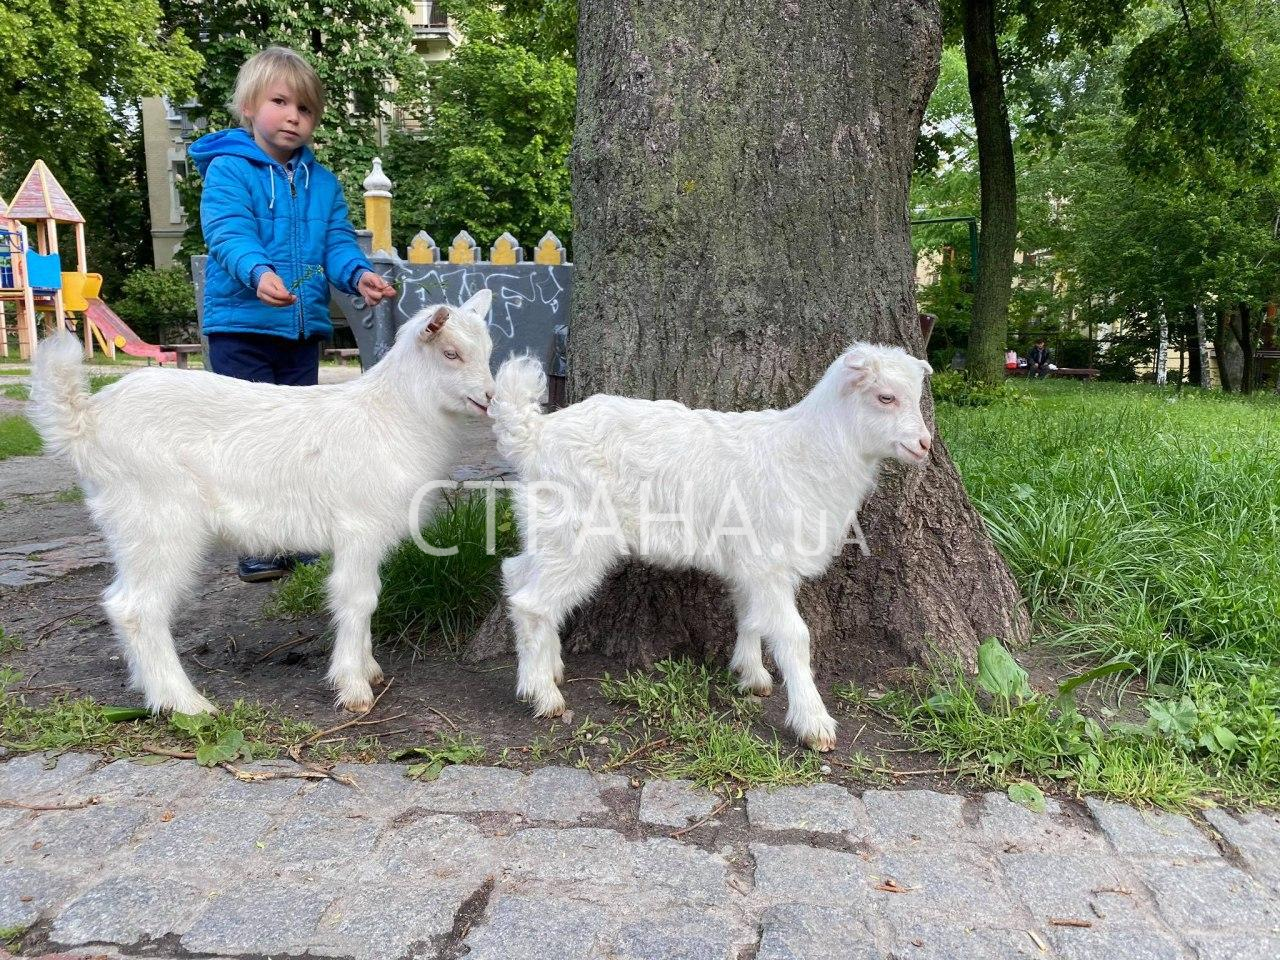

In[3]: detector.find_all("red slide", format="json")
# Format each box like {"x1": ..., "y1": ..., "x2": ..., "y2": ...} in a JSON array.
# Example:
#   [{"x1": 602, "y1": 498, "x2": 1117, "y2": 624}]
[{"x1": 84, "y1": 299, "x2": 178, "y2": 365}]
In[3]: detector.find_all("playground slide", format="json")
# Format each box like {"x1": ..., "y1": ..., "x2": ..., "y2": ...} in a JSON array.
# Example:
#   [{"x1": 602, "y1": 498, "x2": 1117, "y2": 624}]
[{"x1": 83, "y1": 299, "x2": 178, "y2": 365}]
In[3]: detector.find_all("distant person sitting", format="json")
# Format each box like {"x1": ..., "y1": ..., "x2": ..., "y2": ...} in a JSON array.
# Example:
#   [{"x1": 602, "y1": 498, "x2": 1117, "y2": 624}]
[
  {"x1": 1005, "y1": 349, "x2": 1018, "y2": 370},
  {"x1": 1027, "y1": 339, "x2": 1050, "y2": 378}
]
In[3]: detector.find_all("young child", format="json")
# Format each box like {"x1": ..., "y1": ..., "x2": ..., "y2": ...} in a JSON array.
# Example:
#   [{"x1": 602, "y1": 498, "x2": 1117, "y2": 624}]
[{"x1": 189, "y1": 46, "x2": 396, "y2": 583}]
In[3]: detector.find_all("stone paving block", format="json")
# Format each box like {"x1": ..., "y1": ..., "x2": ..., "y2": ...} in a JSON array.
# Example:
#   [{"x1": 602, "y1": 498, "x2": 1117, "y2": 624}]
[
  {"x1": 756, "y1": 903, "x2": 879, "y2": 960},
  {"x1": 417, "y1": 764, "x2": 528, "y2": 815},
  {"x1": 873, "y1": 848, "x2": 1023, "y2": 928},
  {"x1": 523, "y1": 766, "x2": 628, "y2": 821},
  {"x1": 1204, "y1": 808, "x2": 1280, "y2": 893},
  {"x1": 978, "y1": 792, "x2": 1104, "y2": 852},
  {"x1": 999, "y1": 852, "x2": 1149, "y2": 925},
  {"x1": 750, "y1": 843, "x2": 874, "y2": 908},
  {"x1": 75, "y1": 758, "x2": 211, "y2": 806},
  {"x1": 612, "y1": 909, "x2": 746, "y2": 960},
  {"x1": 20, "y1": 803, "x2": 149, "y2": 864},
  {"x1": 746, "y1": 783, "x2": 867, "y2": 837},
  {"x1": 863, "y1": 789, "x2": 967, "y2": 845},
  {"x1": 316, "y1": 876, "x2": 478, "y2": 960},
  {"x1": 260, "y1": 812, "x2": 382, "y2": 873},
  {"x1": 638, "y1": 779, "x2": 719, "y2": 829},
  {"x1": 1049, "y1": 925, "x2": 1188, "y2": 960},
  {"x1": 505, "y1": 828, "x2": 730, "y2": 908},
  {"x1": 0, "y1": 865, "x2": 78, "y2": 928},
  {"x1": 1085, "y1": 799, "x2": 1218, "y2": 859},
  {"x1": 462, "y1": 892, "x2": 611, "y2": 960},
  {"x1": 886, "y1": 921, "x2": 1045, "y2": 959},
  {"x1": 371, "y1": 812, "x2": 503, "y2": 881},
  {"x1": 298, "y1": 763, "x2": 425, "y2": 819},
  {"x1": 1188, "y1": 933, "x2": 1280, "y2": 960},
  {"x1": 0, "y1": 753, "x2": 97, "y2": 800},
  {"x1": 51, "y1": 875, "x2": 206, "y2": 945},
  {"x1": 1133, "y1": 860, "x2": 1280, "y2": 930},
  {"x1": 129, "y1": 807, "x2": 277, "y2": 871},
  {"x1": 181, "y1": 878, "x2": 339, "y2": 955}
]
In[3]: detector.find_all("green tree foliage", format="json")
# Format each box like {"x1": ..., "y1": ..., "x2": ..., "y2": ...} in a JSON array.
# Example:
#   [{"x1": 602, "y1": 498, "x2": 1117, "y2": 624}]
[
  {"x1": 0, "y1": 0, "x2": 200, "y2": 295},
  {"x1": 115, "y1": 266, "x2": 198, "y2": 344},
  {"x1": 382, "y1": 0, "x2": 576, "y2": 252},
  {"x1": 163, "y1": 0, "x2": 430, "y2": 255}
]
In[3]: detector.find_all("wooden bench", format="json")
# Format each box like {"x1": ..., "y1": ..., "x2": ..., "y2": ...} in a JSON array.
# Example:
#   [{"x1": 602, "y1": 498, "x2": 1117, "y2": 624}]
[
  {"x1": 1005, "y1": 366, "x2": 1099, "y2": 380},
  {"x1": 324, "y1": 348, "x2": 362, "y2": 366},
  {"x1": 159, "y1": 344, "x2": 203, "y2": 369}
]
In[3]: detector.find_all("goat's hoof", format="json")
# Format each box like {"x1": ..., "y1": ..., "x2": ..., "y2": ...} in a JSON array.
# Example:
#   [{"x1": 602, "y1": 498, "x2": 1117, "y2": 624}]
[
  {"x1": 527, "y1": 687, "x2": 566, "y2": 719},
  {"x1": 165, "y1": 692, "x2": 217, "y2": 716},
  {"x1": 335, "y1": 678, "x2": 375, "y2": 713},
  {"x1": 364, "y1": 661, "x2": 385, "y2": 686},
  {"x1": 736, "y1": 670, "x2": 774, "y2": 698},
  {"x1": 803, "y1": 732, "x2": 837, "y2": 753}
]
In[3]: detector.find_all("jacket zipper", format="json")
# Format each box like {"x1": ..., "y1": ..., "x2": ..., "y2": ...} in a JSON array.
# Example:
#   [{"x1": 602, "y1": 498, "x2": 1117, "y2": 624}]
[{"x1": 288, "y1": 166, "x2": 304, "y2": 338}]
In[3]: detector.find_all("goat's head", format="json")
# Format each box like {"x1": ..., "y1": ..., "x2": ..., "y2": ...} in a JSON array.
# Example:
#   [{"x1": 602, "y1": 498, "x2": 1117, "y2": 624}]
[
  {"x1": 834, "y1": 343, "x2": 934, "y2": 466},
  {"x1": 397, "y1": 289, "x2": 496, "y2": 415}
]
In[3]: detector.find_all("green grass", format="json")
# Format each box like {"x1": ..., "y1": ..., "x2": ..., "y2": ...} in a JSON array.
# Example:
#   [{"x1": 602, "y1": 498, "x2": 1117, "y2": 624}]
[
  {"x1": 268, "y1": 490, "x2": 519, "y2": 654},
  {"x1": 1, "y1": 384, "x2": 28, "y2": 400},
  {"x1": 0, "y1": 415, "x2": 40, "y2": 459},
  {"x1": 0, "y1": 368, "x2": 26, "y2": 376},
  {"x1": 919, "y1": 381, "x2": 1280, "y2": 807},
  {"x1": 599, "y1": 658, "x2": 823, "y2": 789},
  {"x1": 0, "y1": 668, "x2": 316, "y2": 760}
]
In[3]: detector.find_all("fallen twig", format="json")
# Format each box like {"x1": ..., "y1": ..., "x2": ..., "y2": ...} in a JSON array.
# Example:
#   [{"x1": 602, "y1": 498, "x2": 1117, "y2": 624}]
[
  {"x1": 873, "y1": 879, "x2": 914, "y2": 894},
  {"x1": 1049, "y1": 918, "x2": 1093, "y2": 928},
  {"x1": 670, "y1": 797, "x2": 731, "y2": 838},
  {"x1": 425, "y1": 705, "x2": 459, "y2": 731},
  {"x1": 602, "y1": 737, "x2": 671, "y2": 772},
  {"x1": 141, "y1": 743, "x2": 355, "y2": 786},
  {"x1": 0, "y1": 797, "x2": 99, "y2": 811},
  {"x1": 289, "y1": 678, "x2": 396, "y2": 766},
  {"x1": 253, "y1": 634, "x2": 316, "y2": 664}
]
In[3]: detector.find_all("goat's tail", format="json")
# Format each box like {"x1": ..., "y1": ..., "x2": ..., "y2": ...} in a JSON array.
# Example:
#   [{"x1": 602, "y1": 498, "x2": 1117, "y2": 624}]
[
  {"x1": 491, "y1": 354, "x2": 548, "y2": 471},
  {"x1": 29, "y1": 331, "x2": 96, "y2": 466}
]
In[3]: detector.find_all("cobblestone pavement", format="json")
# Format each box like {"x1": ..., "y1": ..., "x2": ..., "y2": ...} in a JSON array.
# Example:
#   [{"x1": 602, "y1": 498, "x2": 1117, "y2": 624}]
[{"x1": 1, "y1": 753, "x2": 1277, "y2": 959}]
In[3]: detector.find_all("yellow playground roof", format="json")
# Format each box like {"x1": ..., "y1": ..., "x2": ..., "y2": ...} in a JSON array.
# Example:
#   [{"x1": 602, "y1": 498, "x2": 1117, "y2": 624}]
[{"x1": 6, "y1": 160, "x2": 84, "y2": 224}]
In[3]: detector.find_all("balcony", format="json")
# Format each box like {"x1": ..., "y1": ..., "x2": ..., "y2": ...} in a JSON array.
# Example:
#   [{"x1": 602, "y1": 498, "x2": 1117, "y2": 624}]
[{"x1": 410, "y1": 2, "x2": 454, "y2": 38}]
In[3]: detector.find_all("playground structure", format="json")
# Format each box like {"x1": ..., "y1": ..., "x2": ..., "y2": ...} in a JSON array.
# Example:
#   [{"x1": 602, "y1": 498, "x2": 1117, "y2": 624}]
[{"x1": 0, "y1": 160, "x2": 178, "y2": 363}]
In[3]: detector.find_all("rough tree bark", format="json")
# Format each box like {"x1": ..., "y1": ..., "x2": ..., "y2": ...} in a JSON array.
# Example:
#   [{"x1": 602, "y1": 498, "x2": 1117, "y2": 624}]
[
  {"x1": 959, "y1": 0, "x2": 1018, "y2": 385},
  {"x1": 456, "y1": 0, "x2": 1029, "y2": 677}
]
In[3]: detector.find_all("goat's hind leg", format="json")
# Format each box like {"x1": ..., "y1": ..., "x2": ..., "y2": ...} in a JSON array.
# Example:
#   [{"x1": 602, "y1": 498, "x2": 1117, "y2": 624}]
[
  {"x1": 728, "y1": 585, "x2": 773, "y2": 697},
  {"x1": 101, "y1": 512, "x2": 213, "y2": 714},
  {"x1": 505, "y1": 550, "x2": 610, "y2": 718},
  {"x1": 325, "y1": 544, "x2": 384, "y2": 712}
]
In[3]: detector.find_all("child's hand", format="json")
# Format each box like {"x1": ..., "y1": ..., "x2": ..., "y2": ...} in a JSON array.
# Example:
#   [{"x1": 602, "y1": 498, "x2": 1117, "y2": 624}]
[
  {"x1": 357, "y1": 271, "x2": 397, "y2": 306},
  {"x1": 257, "y1": 272, "x2": 298, "y2": 307}
]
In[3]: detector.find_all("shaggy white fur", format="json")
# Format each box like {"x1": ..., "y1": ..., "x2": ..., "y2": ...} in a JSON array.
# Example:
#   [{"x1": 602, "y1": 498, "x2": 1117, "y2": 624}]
[
  {"x1": 490, "y1": 343, "x2": 933, "y2": 751},
  {"x1": 29, "y1": 290, "x2": 495, "y2": 714}
]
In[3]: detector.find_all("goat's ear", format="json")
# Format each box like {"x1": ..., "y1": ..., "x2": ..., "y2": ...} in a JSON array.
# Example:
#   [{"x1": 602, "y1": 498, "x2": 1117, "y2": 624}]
[
  {"x1": 842, "y1": 349, "x2": 874, "y2": 390},
  {"x1": 916, "y1": 357, "x2": 934, "y2": 376},
  {"x1": 419, "y1": 306, "x2": 450, "y2": 343},
  {"x1": 462, "y1": 288, "x2": 492, "y2": 319}
]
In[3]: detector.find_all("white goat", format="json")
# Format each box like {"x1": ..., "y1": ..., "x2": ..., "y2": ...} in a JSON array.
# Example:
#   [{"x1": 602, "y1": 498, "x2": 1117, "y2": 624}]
[
  {"x1": 489, "y1": 343, "x2": 933, "y2": 750},
  {"x1": 29, "y1": 290, "x2": 495, "y2": 715}
]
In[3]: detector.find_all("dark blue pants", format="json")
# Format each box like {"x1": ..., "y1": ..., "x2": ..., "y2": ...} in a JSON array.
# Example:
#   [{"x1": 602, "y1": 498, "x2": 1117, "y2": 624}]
[{"x1": 206, "y1": 332, "x2": 323, "y2": 386}]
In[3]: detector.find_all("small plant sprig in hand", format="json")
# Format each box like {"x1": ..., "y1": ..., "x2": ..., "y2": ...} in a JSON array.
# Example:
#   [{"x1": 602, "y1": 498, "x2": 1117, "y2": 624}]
[{"x1": 289, "y1": 264, "x2": 326, "y2": 292}]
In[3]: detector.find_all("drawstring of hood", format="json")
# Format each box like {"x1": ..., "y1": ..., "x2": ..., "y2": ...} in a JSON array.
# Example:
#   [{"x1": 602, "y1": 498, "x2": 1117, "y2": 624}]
[{"x1": 268, "y1": 167, "x2": 277, "y2": 210}]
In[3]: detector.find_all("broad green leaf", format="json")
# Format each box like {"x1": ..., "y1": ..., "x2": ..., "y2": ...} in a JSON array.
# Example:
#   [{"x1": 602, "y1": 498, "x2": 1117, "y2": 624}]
[
  {"x1": 976, "y1": 638, "x2": 1032, "y2": 701},
  {"x1": 1008, "y1": 782, "x2": 1047, "y2": 813}
]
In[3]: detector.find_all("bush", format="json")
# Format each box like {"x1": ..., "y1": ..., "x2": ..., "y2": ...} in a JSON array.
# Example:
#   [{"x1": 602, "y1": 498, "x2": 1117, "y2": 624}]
[
  {"x1": 114, "y1": 267, "x2": 197, "y2": 345},
  {"x1": 931, "y1": 371, "x2": 1031, "y2": 408}
]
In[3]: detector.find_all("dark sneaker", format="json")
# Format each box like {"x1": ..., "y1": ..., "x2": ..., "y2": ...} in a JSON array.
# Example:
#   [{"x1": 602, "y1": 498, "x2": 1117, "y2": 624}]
[{"x1": 237, "y1": 556, "x2": 290, "y2": 583}]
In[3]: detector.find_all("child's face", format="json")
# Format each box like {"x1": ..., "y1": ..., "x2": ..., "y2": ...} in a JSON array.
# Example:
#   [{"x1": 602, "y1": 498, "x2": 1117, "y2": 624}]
[{"x1": 244, "y1": 84, "x2": 317, "y2": 163}]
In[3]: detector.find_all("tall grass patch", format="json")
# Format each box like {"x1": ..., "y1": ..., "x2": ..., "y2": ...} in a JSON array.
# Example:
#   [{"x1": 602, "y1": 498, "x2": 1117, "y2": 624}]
[{"x1": 936, "y1": 382, "x2": 1280, "y2": 798}]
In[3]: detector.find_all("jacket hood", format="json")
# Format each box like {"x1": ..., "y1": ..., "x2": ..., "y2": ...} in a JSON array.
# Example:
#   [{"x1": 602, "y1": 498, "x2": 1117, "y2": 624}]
[{"x1": 189, "y1": 128, "x2": 316, "y2": 177}]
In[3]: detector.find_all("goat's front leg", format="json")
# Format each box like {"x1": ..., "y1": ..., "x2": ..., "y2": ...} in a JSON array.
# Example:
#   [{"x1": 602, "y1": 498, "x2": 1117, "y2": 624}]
[
  {"x1": 325, "y1": 545, "x2": 383, "y2": 712},
  {"x1": 748, "y1": 581, "x2": 836, "y2": 751}
]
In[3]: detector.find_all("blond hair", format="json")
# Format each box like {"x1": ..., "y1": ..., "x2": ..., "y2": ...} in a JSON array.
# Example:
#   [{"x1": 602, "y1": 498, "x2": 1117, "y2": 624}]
[{"x1": 233, "y1": 47, "x2": 325, "y2": 128}]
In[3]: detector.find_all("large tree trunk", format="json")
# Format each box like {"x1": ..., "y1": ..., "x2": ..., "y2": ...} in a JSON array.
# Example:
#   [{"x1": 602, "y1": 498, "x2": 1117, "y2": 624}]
[
  {"x1": 960, "y1": 0, "x2": 1018, "y2": 385},
  {"x1": 505, "y1": 0, "x2": 1029, "y2": 677}
]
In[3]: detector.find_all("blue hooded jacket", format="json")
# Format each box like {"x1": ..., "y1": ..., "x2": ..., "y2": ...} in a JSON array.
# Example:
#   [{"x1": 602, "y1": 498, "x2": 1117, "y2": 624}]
[{"x1": 189, "y1": 128, "x2": 372, "y2": 339}]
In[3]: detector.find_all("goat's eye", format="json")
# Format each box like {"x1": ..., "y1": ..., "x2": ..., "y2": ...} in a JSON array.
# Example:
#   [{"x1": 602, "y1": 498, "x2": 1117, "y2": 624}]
[
  {"x1": 878, "y1": 394, "x2": 896, "y2": 405},
  {"x1": 443, "y1": 349, "x2": 460, "y2": 361}
]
